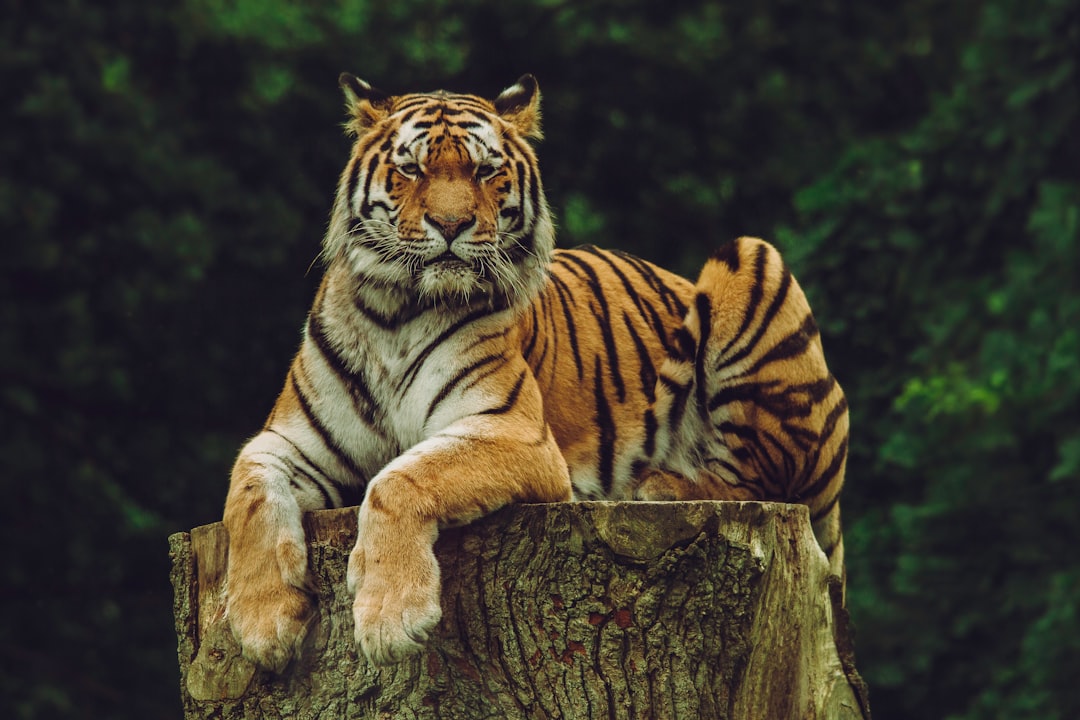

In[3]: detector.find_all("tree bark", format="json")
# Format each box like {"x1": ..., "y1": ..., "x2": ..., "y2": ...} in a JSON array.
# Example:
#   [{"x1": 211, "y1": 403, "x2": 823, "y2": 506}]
[{"x1": 169, "y1": 501, "x2": 871, "y2": 719}]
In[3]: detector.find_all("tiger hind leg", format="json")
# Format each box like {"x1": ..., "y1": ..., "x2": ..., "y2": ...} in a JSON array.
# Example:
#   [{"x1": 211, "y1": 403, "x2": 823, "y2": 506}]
[
  {"x1": 632, "y1": 466, "x2": 758, "y2": 502},
  {"x1": 651, "y1": 237, "x2": 850, "y2": 589}
]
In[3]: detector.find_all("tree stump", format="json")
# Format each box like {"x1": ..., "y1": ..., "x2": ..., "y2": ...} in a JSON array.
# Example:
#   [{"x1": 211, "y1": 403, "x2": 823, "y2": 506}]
[{"x1": 168, "y1": 501, "x2": 870, "y2": 719}]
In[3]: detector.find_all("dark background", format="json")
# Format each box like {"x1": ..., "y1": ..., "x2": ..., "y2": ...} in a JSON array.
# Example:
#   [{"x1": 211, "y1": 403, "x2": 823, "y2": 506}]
[{"x1": 2, "y1": 0, "x2": 1078, "y2": 717}]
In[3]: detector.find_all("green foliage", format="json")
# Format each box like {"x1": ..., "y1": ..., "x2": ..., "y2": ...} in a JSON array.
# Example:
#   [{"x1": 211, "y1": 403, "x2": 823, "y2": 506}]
[
  {"x1": 776, "y1": 0, "x2": 1080, "y2": 716},
  {"x1": 2, "y1": 0, "x2": 1076, "y2": 718}
]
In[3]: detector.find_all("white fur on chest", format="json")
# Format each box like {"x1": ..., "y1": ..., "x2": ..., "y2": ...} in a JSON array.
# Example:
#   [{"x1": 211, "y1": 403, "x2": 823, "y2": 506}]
[{"x1": 310, "y1": 285, "x2": 515, "y2": 475}]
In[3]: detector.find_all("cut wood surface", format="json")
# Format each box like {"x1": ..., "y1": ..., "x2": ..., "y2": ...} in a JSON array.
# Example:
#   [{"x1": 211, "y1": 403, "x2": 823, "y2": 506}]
[{"x1": 169, "y1": 501, "x2": 871, "y2": 719}]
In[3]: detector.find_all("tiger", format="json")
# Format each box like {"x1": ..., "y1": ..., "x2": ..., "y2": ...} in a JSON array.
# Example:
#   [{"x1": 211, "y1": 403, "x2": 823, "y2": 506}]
[{"x1": 222, "y1": 73, "x2": 849, "y2": 671}]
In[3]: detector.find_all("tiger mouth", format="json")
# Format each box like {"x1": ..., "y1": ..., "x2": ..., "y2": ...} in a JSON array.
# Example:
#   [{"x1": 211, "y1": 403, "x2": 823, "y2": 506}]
[{"x1": 426, "y1": 252, "x2": 472, "y2": 269}]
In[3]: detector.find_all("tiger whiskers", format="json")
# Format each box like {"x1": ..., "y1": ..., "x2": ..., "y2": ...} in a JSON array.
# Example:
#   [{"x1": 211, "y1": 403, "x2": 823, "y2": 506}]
[
  {"x1": 494, "y1": 230, "x2": 551, "y2": 305},
  {"x1": 339, "y1": 219, "x2": 419, "y2": 280},
  {"x1": 481, "y1": 250, "x2": 526, "y2": 305}
]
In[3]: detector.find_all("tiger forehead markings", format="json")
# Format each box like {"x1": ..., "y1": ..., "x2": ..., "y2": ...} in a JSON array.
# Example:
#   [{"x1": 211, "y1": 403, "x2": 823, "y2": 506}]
[
  {"x1": 222, "y1": 74, "x2": 849, "y2": 671},
  {"x1": 394, "y1": 101, "x2": 504, "y2": 166}
]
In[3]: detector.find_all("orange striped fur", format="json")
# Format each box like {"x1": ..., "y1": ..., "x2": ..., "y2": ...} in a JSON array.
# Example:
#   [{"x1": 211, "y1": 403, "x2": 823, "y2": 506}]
[{"x1": 223, "y1": 76, "x2": 848, "y2": 670}]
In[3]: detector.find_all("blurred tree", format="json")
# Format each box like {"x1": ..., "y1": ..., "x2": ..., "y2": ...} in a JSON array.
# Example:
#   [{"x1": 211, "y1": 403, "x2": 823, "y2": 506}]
[{"x1": 1, "y1": 1, "x2": 343, "y2": 716}]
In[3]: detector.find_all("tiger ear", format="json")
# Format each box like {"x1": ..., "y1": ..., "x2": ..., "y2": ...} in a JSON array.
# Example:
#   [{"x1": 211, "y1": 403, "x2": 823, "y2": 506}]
[
  {"x1": 494, "y1": 74, "x2": 542, "y2": 140},
  {"x1": 339, "y1": 72, "x2": 391, "y2": 136}
]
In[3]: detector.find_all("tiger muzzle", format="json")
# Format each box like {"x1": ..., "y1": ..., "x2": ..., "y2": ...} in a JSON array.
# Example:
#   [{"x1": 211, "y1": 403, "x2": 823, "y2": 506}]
[{"x1": 424, "y1": 213, "x2": 476, "y2": 242}]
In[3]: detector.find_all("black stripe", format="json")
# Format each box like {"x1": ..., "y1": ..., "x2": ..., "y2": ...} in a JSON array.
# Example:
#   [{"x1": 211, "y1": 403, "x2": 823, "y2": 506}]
[
  {"x1": 821, "y1": 392, "x2": 850, "y2": 440},
  {"x1": 751, "y1": 424, "x2": 798, "y2": 486},
  {"x1": 715, "y1": 421, "x2": 780, "y2": 482},
  {"x1": 351, "y1": 281, "x2": 429, "y2": 329},
  {"x1": 548, "y1": 273, "x2": 584, "y2": 381},
  {"x1": 352, "y1": 293, "x2": 407, "y2": 330},
  {"x1": 772, "y1": 376, "x2": 839, "y2": 420},
  {"x1": 748, "y1": 313, "x2": 820, "y2": 373},
  {"x1": 810, "y1": 490, "x2": 842, "y2": 524},
  {"x1": 462, "y1": 129, "x2": 495, "y2": 157},
  {"x1": 782, "y1": 421, "x2": 821, "y2": 453},
  {"x1": 533, "y1": 290, "x2": 555, "y2": 375},
  {"x1": 522, "y1": 302, "x2": 541, "y2": 361},
  {"x1": 358, "y1": 154, "x2": 382, "y2": 217},
  {"x1": 532, "y1": 324, "x2": 550, "y2": 379},
  {"x1": 285, "y1": 459, "x2": 335, "y2": 508},
  {"x1": 610, "y1": 249, "x2": 688, "y2": 318},
  {"x1": 578, "y1": 247, "x2": 674, "y2": 360},
  {"x1": 802, "y1": 435, "x2": 849, "y2": 512},
  {"x1": 306, "y1": 313, "x2": 382, "y2": 428},
  {"x1": 288, "y1": 369, "x2": 369, "y2": 484},
  {"x1": 659, "y1": 372, "x2": 691, "y2": 431},
  {"x1": 393, "y1": 97, "x2": 435, "y2": 113},
  {"x1": 645, "y1": 300, "x2": 680, "y2": 358},
  {"x1": 621, "y1": 311, "x2": 657, "y2": 402},
  {"x1": 506, "y1": 229, "x2": 535, "y2": 264},
  {"x1": 526, "y1": 160, "x2": 540, "y2": 230},
  {"x1": 705, "y1": 457, "x2": 747, "y2": 486},
  {"x1": 478, "y1": 369, "x2": 527, "y2": 415},
  {"x1": 434, "y1": 101, "x2": 489, "y2": 116},
  {"x1": 395, "y1": 104, "x2": 434, "y2": 125},
  {"x1": 578, "y1": 247, "x2": 654, "y2": 320},
  {"x1": 718, "y1": 255, "x2": 794, "y2": 369},
  {"x1": 265, "y1": 428, "x2": 327, "y2": 480},
  {"x1": 396, "y1": 306, "x2": 494, "y2": 396},
  {"x1": 515, "y1": 161, "x2": 529, "y2": 222},
  {"x1": 384, "y1": 163, "x2": 397, "y2": 194},
  {"x1": 425, "y1": 353, "x2": 506, "y2": 423},
  {"x1": 759, "y1": 425, "x2": 799, "y2": 482},
  {"x1": 555, "y1": 252, "x2": 626, "y2": 403},
  {"x1": 672, "y1": 327, "x2": 695, "y2": 362},
  {"x1": 346, "y1": 157, "x2": 362, "y2": 212},
  {"x1": 467, "y1": 327, "x2": 513, "y2": 349},
  {"x1": 499, "y1": 206, "x2": 522, "y2": 233},
  {"x1": 711, "y1": 239, "x2": 741, "y2": 271},
  {"x1": 544, "y1": 290, "x2": 559, "y2": 388},
  {"x1": 594, "y1": 355, "x2": 616, "y2": 494},
  {"x1": 709, "y1": 376, "x2": 834, "y2": 422},
  {"x1": 708, "y1": 381, "x2": 767, "y2": 414},
  {"x1": 265, "y1": 427, "x2": 353, "y2": 507},
  {"x1": 643, "y1": 409, "x2": 658, "y2": 457},
  {"x1": 693, "y1": 292, "x2": 713, "y2": 421},
  {"x1": 715, "y1": 241, "x2": 767, "y2": 361},
  {"x1": 799, "y1": 397, "x2": 850, "y2": 498},
  {"x1": 463, "y1": 360, "x2": 510, "y2": 394}
]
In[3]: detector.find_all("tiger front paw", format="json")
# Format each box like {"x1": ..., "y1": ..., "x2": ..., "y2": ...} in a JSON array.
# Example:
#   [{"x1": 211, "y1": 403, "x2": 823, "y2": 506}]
[
  {"x1": 347, "y1": 532, "x2": 442, "y2": 665},
  {"x1": 225, "y1": 536, "x2": 314, "y2": 673}
]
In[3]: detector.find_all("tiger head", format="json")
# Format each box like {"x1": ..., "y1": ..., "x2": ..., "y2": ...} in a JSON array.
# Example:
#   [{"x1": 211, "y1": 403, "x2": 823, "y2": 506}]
[{"x1": 324, "y1": 74, "x2": 555, "y2": 312}]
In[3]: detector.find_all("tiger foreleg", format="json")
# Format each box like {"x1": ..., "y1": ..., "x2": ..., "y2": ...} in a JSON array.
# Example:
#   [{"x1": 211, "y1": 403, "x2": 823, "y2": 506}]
[
  {"x1": 222, "y1": 436, "x2": 317, "y2": 673},
  {"x1": 346, "y1": 471, "x2": 442, "y2": 666},
  {"x1": 348, "y1": 416, "x2": 571, "y2": 665}
]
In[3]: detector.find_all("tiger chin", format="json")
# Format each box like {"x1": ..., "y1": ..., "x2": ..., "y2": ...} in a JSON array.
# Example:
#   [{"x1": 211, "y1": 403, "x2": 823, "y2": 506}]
[{"x1": 222, "y1": 73, "x2": 849, "y2": 671}]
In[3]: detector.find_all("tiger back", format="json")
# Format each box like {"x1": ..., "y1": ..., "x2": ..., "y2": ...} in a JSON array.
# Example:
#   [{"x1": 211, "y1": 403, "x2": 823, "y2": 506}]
[{"x1": 520, "y1": 240, "x2": 849, "y2": 581}]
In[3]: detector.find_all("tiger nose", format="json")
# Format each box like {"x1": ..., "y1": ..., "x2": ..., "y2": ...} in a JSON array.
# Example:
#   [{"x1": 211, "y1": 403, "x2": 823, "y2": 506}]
[{"x1": 425, "y1": 212, "x2": 476, "y2": 241}]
